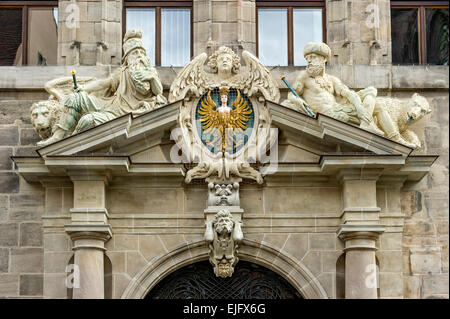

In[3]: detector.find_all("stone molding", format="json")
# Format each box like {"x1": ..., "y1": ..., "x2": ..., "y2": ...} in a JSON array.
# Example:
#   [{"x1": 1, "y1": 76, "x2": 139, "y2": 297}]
[{"x1": 0, "y1": 65, "x2": 447, "y2": 91}]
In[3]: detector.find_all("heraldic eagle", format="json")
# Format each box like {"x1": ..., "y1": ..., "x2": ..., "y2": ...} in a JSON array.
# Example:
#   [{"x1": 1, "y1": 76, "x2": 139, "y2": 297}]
[{"x1": 198, "y1": 88, "x2": 252, "y2": 153}]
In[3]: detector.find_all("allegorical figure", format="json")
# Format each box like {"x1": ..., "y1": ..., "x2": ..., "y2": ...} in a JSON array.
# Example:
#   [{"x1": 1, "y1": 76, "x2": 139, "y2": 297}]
[
  {"x1": 281, "y1": 42, "x2": 429, "y2": 148},
  {"x1": 37, "y1": 29, "x2": 167, "y2": 146}
]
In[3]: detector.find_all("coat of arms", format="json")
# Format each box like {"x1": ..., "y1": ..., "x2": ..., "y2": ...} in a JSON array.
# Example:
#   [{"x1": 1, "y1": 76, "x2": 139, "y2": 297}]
[
  {"x1": 169, "y1": 46, "x2": 280, "y2": 184},
  {"x1": 197, "y1": 87, "x2": 254, "y2": 155}
]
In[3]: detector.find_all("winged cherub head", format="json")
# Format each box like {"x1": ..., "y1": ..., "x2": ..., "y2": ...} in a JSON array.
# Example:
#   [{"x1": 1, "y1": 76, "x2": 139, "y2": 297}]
[{"x1": 208, "y1": 46, "x2": 241, "y2": 79}]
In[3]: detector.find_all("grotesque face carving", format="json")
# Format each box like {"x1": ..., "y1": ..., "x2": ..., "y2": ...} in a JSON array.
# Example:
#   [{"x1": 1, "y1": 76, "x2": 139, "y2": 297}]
[
  {"x1": 406, "y1": 93, "x2": 431, "y2": 123},
  {"x1": 305, "y1": 53, "x2": 326, "y2": 77},
  {"x1": 30, "y1": 100, "x2": 62, "y2": 139},
  {"x1": 213, "y1": 210, "x2": 234, "y2": 235},
  {"x1": 217, "y1": 260, "x2": 233, "y2": 277}
]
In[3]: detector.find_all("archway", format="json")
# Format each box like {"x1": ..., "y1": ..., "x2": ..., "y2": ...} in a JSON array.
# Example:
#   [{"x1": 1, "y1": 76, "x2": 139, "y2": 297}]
[
  {"x1": 146, "y1": 260, "x2": 303, "y2": 299},
  {"x1": 121, "y1": 239, "x2": 328, "y2": 299}
]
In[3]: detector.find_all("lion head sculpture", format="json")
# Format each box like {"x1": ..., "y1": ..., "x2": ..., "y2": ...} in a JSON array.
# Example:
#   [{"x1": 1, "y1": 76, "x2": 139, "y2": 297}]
[
  {"x1": 30, "y1": 99, "x2": 63, "y2": 140},
  {"x1": 406, "y1": 93, "x2": 431, "y2": 124}
]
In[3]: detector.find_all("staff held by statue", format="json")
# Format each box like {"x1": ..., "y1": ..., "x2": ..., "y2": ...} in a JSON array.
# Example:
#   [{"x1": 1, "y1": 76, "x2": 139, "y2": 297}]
[
  {"x1": 71, "y1": 69, "x2": 78, "y2": 91},
  {"x1": 280, "y1": 75, "x2": 315, "y2": 118}
]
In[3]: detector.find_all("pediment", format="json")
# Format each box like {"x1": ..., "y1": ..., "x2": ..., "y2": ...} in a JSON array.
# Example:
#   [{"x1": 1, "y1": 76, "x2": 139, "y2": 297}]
[
  {"x1": 35, "y1": 100, "x2": 181, "y2": 159},
  {"x1": 33, "y1": 99, "x2": 413, "y2": 161},
  {"x1": 13, "y1": 100, "x2": 437, "y2": 184},
  {"x1": 266, "y1": 101, "x2": 414, "y2": 158}
]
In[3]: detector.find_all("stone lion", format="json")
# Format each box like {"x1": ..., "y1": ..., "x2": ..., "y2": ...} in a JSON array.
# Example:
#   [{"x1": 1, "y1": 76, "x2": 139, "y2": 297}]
[
  {"x1": 373, "y1": 93, "x2": 431, "y2": 149},
  {"x1": 31, "y1": 76, "x2": 96, "y2": 143},
  {"x1": 30, "y1": 99, "x2": 64, "y2": 140}
]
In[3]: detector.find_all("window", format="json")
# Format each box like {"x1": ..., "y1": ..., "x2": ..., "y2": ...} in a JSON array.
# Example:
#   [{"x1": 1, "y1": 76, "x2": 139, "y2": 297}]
[
  {"x1": 0, "y1": 1, "x2": 58, "y2": 66},
  {"x1": 124, "y1": 1, "x2": 192, "y2": 67},
  {"x1": 256, "y1": 1, "x2": 325, "y2": 66},
  {"x1": 391, "y1": 1, "x2": 449, "y2": 65}
]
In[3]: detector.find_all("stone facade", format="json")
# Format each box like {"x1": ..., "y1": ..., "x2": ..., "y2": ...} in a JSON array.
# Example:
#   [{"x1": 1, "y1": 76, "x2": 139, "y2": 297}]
[{"x1": 0, "y1": 0, "x2": 448, "y2": 299}]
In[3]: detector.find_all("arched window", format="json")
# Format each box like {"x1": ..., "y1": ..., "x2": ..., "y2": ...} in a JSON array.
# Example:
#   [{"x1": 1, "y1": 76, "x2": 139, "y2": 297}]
[{"x1": 146, "y1": 260, "x2": 303, "y2": 299}]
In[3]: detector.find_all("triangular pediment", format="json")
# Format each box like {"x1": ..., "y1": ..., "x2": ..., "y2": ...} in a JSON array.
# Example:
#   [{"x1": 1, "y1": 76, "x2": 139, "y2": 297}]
[
  {"x1": 33, "y1": 99, "x2": 413, "y2": 162},
  {"x1": 13, "y1": 100, "x2": 437, "y2": 184},
  {"x1": 35, "y1": 100, "x2": 181, "y2": 160},
  {"x1": 266, "y1": 100, "x2": 413, "y2": 158}
]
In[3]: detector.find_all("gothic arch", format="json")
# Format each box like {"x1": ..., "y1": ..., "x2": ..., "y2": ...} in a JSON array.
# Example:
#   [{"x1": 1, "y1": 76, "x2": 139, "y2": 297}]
[{"x1": 121, "y1": 239, "x2": 328, "y2": 299}]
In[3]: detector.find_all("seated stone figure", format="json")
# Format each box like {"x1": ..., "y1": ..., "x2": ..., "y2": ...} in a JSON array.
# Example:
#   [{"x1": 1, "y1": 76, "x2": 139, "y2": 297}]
[
  {"x1": 37, "y1": 29, "x2": 167, "y2": 147},
  {"x1": 281, "y1": 42, "x2": 423, "y2": 148}
]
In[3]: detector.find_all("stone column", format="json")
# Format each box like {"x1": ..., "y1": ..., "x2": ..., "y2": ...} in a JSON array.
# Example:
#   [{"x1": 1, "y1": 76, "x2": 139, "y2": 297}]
[
  {"x1": 193, "y1": 0, "x2": 256, "y2": 57},
  {"x1": 337, "y1": 168, "x2": 385, "y2": 299},
  {"x1": 58, "y1": 0, "x2": 122, "y2": 65},
  {"x1": 65, "y1": 173, "x2": 111, "y2": 299}
]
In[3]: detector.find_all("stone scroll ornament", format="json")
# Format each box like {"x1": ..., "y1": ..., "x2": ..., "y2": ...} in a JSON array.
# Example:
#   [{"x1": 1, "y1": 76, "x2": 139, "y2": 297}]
[
  {"x1": 204, "y1": 209, "x2": 243, "y2": 278},
  {"x1": 281, "y1": 42, "x2": 431, "y2": 149},
  {"x1": 33, "y1": 29, "x2": 167, "y2": 147},
  {"x1": 169, "y1": 46, "x2": 280, "y2": 184}
]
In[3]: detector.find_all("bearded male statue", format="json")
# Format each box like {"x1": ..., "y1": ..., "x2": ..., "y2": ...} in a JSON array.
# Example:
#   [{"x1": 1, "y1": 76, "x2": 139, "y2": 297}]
[
  {"x1": 37, "y1": 29, "x2": 167, "y2": 147},
  {"x1": 281, "y1": 42, "x2": 421, "y2": 147},
  {"x1": 204, "y1": 209, "x2": 243, "y2": 278}
]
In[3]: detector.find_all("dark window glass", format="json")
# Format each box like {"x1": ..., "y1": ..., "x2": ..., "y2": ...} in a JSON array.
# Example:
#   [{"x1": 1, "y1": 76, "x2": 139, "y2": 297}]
[
  {"x1": 426, "y1": 8, "x2": 449, "y2": 65},
  {"x1": 391, "y1": 9, "x2": 419, "y2": 64},
  {"x1": 0, "y1": 9, "x2": 23, "y2": 66}
]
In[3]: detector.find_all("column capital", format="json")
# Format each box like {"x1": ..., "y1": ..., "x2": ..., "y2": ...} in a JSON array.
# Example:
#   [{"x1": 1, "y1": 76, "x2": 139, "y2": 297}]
[
  {"x1": 65, "y1": 224, "x2": 112, "y2": 250},
  {"x1": 337, "y1": 224, "x2": 385, "y2": 251}
]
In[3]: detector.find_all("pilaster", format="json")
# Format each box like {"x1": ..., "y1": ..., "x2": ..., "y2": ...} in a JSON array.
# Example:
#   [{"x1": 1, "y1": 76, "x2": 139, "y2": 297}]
[
  {"x1": 337, "y1": 168, "x2": 385, "y2": 299},
  {"x1": 64, "y1": 171, "x2": 112, "y2": 299},
  {"x1": 326, "y1": 0, "x2": 391, "y2": 65},
  {"x1": 193, "y1": 0, "x2": 256, "y2": 57},
  {"x1": 58, "y1": 0, "x2": 122, "y2": 66}
]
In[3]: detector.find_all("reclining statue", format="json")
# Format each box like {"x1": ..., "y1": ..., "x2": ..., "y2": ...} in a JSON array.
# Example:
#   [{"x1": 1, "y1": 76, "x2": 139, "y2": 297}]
[
  {"x1": 37, "y1": 29, "x2": 167, "y2": 147},
  {"x1": 281, "y1": 42, "x2": 430, "y2": 148}
]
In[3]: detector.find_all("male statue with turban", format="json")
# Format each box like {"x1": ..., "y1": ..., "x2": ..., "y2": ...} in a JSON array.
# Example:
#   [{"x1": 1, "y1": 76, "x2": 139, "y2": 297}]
[
  {"x1": 38, "y1": 29, "x2": 167, "y2": 146},
  {"x1": 282, "y1": 42, "x2": 385, "y2": 136}
]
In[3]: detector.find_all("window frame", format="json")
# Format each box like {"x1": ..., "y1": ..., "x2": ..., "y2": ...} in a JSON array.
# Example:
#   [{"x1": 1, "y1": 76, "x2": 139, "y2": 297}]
[
  {"x1": 0, "y1": 0, "x2": 58, "y2": 66},
  {"x1": 391, "y1": 1, "x2": 449, "y2": 64},
  {"x1": 123, "y1": 0, "x2": 193, "y2": 66},
  {"x1": 256, "y1": 1, "x2": 326, "y2": 66}
]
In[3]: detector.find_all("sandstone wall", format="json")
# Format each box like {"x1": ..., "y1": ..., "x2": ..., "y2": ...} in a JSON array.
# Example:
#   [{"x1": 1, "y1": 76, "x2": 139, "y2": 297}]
[
  {"x1": 0, "y1": 64, "x2": 448, "y2": 298},
  {"x1": 0, "y1": 91, "x2": 46, "y2": 298}
]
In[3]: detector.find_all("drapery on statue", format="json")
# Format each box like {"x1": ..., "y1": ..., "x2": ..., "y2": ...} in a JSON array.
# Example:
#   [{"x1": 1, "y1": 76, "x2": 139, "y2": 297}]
[
  {"x1": 281, "y1": 42, "x2": 431, "y2": 148},
  {"x1": 37, "y1": 29, "x2": 167, "y2": 147}
]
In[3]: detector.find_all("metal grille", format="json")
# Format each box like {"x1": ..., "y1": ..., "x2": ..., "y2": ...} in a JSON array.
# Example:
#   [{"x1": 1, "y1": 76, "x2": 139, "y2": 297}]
[{"x1": 145, "y1": 261, "x2": 303, "y2": 299}]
